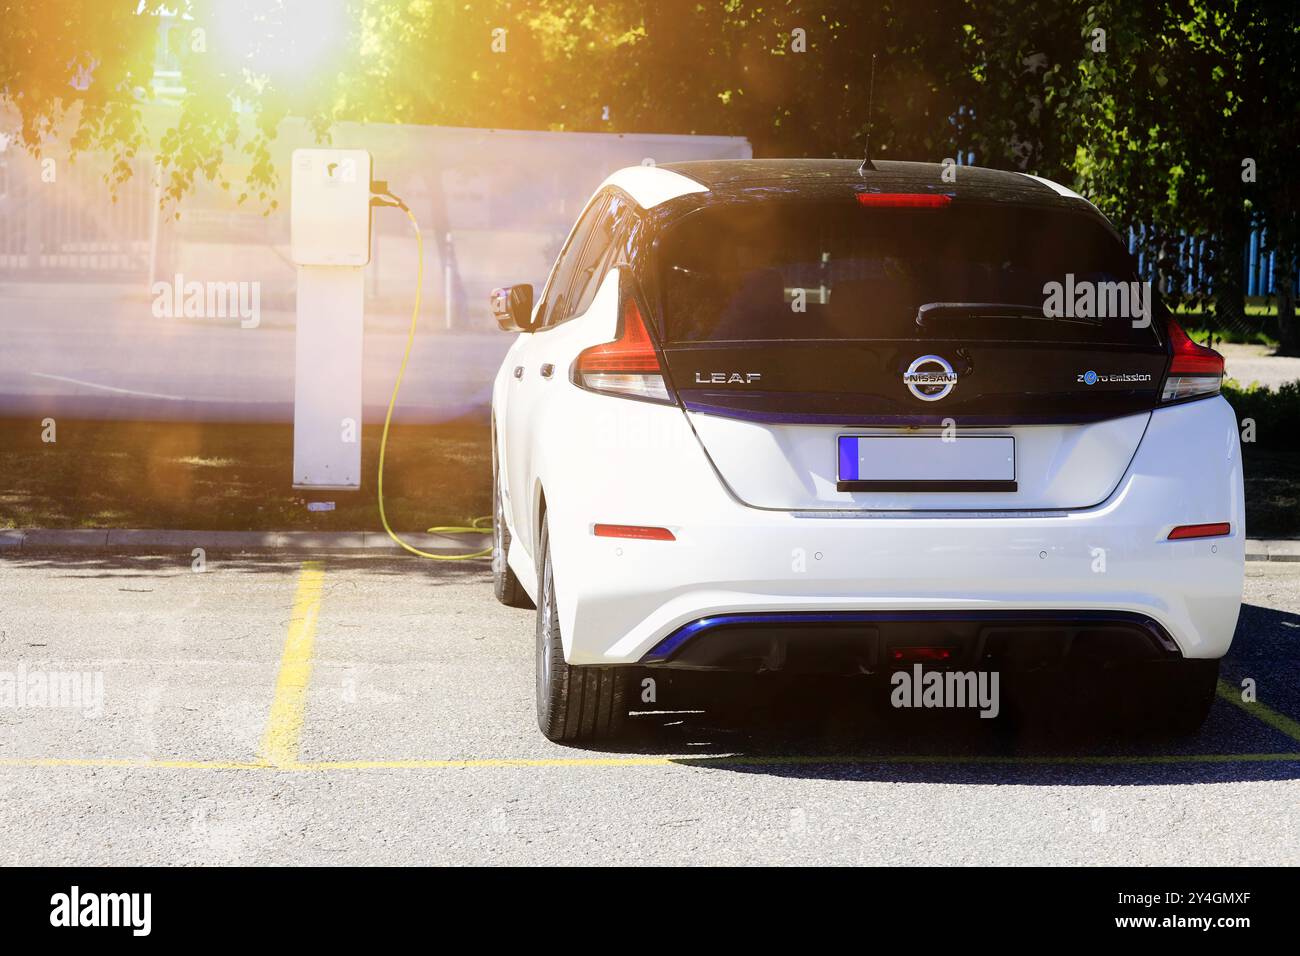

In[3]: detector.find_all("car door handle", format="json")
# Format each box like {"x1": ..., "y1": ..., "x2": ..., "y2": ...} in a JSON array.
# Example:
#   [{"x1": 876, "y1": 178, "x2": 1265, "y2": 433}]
[
  {"x1": 513, "y1": 365, "x2": 524, "y2": 380},
  {"x1": 540, "y1": 363, "x2": 555, "y2": 379}
]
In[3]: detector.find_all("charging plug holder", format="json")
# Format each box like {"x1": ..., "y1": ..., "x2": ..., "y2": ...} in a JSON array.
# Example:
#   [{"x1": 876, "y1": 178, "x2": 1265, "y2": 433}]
[{"x1": 291, "y1": 148, "x2": 373, "y2": 266}]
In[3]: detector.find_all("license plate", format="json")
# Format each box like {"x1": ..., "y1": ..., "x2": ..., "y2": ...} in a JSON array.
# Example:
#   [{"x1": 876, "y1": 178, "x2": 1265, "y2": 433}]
[{"x1": 837, "y1": 435, "x2": 1016, "y2": 492}]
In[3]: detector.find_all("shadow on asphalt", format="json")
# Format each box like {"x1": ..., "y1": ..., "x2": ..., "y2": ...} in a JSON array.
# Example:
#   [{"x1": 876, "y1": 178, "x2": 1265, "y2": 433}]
[{"x1": 587, "y1": 601, "x2": 1300, "y2": 786}]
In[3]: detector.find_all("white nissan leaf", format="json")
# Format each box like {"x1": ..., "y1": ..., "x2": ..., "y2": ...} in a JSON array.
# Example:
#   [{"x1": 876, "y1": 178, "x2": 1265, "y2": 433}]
[{"x1": 489, "y1": 159, "x2": 1244, "y2": 742}]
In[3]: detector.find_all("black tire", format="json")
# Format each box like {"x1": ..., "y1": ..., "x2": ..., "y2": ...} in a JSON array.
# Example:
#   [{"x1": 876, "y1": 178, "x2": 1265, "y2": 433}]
[
  {"x1": 492, "y1": 426, "x2": 532, "y2": 609},
  {"x1": 535, "y1": 515, "x2": 627, "y2": 742},
  {"x1": 1008, "y1": 659, "x2": 1219, "y2": 738},
  {"x1": 1149, "y1": 658, "x2": 1220, "y2": 735}
]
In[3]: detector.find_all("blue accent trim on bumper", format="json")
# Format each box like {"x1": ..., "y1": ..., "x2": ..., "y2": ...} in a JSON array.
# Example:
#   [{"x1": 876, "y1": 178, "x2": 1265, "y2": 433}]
[{"x1": 639, "y1": 609, "x2": 1175, "y2": 664}]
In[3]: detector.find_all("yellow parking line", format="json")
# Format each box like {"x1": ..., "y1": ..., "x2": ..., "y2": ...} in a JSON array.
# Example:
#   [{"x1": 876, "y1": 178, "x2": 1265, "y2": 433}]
[
  {"x1": 297, "y1": 753, "x2": 1300, "y2": 769},
  {"x1": 258, "y1": 561, "x2": 326, "y2": 768},
  {"x1": 305, "y1": 757, "x2": 678, "y2": 769},
  {"x1": 1216, "y1": 679, "x2": 1300, "y2": 744},
  {"x1": 3, "y1": 752, "x2": 1299, "y2": 772},
  {"x1": 6, "y1": 598, "x2": 1298, "y2": 773}
]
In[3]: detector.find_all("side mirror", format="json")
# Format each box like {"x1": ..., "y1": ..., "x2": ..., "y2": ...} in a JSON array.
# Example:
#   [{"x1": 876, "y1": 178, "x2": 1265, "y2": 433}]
[{"x1": 491, "y1": 284, "x2": 534, "y2": 332}]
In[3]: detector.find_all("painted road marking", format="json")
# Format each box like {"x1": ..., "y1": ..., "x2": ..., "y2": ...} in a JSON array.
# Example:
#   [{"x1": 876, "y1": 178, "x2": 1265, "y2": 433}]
[
  {"x1": 303, "y1": 752, "x2": 1300, "y2": 769},
  {"x1": 30, "y1": 371, "x2": 188, "y2": 401},
  {"x1": 1216, "y1": 678, "x2": 1300, "y2": 744},
  {"x1": 258, "y1": 561, "x2": 326, "y2": 768}
]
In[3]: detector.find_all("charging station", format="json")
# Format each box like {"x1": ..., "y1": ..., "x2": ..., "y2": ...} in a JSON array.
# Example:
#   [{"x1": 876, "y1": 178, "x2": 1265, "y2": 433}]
[{"x1": 290, "y1": 148, "x2": 372, "y2": 490}]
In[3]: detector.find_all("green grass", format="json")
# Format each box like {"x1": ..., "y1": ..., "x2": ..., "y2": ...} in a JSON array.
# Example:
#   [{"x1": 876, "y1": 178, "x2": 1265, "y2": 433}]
[
  {"x1": 1175, "y1": 295, "x2": 1284, "y2": 345},
  {"x1": 1240, "y1": 447, "x2": 1300, "y2": 539},
  {"x1": 1185, "y1": 327, "x2": 1280, "y2": 347},
  {"x1": 1222, "y1": 380, "x2": 1300, "y2": 538},
  {"x1": 0, "y1": 418, "x2": 491, "y2": 532}
]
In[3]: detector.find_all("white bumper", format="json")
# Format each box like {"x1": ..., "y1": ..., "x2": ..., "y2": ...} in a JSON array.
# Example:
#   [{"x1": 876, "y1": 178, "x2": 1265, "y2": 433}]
[{"x1": 523, "y1": 392, "x2": 1245, "y2": 665}]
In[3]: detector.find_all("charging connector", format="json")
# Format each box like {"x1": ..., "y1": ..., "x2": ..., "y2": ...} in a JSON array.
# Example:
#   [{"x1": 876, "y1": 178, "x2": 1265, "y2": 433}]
[
  {"x1": 369, "y1": 180, "x2": 409, "y2": 212},
  {"x1": 373, "y1": 188, "x2": 490, "y2": 560}
]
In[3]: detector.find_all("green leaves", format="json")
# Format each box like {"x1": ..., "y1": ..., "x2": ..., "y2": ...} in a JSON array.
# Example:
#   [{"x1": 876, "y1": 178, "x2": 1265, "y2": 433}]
[{"x1": 2, "y1": 0, "x2": 1294, "y2": 279}]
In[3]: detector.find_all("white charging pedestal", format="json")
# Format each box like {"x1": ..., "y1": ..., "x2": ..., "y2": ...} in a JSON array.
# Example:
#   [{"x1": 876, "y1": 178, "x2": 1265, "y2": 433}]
[{"x1": 289, "y1": 148, "x2": 373, "y2": 490}]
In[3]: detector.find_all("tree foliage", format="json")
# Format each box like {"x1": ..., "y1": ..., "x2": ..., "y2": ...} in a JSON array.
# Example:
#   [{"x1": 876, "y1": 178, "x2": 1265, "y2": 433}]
[{"x1": 2, "y1": 0, "x2": 1297, "y2": 336}]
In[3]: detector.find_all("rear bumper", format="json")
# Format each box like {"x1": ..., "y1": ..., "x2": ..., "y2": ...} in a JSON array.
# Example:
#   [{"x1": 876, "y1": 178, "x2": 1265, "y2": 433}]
[
  {"x1": 534, "y1": 393, "x2": 1245, "y2": 666},
  {"x1": 560, "y1": 511, "x2": 1244, "y2": 665},
  {"x1": 640, "y1": 609, "x2": 1180, "y2": 673}
]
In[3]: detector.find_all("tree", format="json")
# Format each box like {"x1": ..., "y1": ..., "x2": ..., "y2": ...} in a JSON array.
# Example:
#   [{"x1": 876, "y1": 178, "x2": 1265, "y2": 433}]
[
  {"x1": 957, "y1": 0, "x2": 1300, "y2": 344},
  {"x1": 1, "y1": 1, "x2": 974, "y2": 208},
  {"x1": 4, "y1": 0, "x2": 1296, "y2": 347}
]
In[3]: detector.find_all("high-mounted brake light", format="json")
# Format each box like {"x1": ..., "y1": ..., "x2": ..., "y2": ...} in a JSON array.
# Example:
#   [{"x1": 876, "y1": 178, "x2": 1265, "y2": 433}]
[
  {"x1": 855, "y1": 193, "x2": 952, "y2": 208},
  {"x1": 1168, "y1": 522, "x2": 1231, "y2": 540},
  {"x1": 1162, "y1": 316, "x2": 1224, "y2": 402},
  {"x1": 593, "y1": 524, "x2": 676, "y2": 541},
  {"x1": 573, "y1": 294, "x2": 671, "y2": 403}
]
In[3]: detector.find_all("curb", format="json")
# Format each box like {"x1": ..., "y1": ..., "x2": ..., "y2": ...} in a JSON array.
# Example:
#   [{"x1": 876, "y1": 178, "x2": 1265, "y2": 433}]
[
  {"x1": 1, "y1": 528, "x2": 1296, "y2": 561},
  {"x1": 1246, "y1": 539, "x2": 1300, "y2": 562},
  {"x1": 0, "y1": 528, "x2": 489, "y2": 556}
]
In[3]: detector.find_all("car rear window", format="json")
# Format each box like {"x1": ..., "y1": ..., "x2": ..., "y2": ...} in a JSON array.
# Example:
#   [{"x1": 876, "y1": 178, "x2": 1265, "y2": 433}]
[{"x1": 656, "y1": 200, "x2": 1163, "y2": 347}]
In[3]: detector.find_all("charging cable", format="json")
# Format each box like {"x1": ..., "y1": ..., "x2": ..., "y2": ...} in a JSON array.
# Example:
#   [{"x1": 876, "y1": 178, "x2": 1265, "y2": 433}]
[{"x1": 372, "y1": 185, "x2": 491, "y2": 560}]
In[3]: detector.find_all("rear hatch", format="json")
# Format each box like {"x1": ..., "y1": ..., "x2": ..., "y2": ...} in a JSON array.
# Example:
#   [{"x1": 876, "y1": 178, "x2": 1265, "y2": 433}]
[{"x1": 650, "y1": 197, "x2": 1168, "y2": 511}]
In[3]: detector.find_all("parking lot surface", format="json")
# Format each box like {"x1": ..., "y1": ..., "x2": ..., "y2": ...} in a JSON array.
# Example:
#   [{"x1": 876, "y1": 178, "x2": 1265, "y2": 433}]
[{"x1": 1, "y1": 553, "x2": 1298, "y2": 865}]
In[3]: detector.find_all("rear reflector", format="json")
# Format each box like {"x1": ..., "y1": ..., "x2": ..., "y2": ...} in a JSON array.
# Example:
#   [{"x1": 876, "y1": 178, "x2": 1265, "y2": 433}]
[
  {"x1": 573, "y1": 295, "x2": 671, "y2": 402},
  {"x1": 1162, "y1": 317, "x2": 1224, "y2": 402},
  {"x1": 856, "y1": 193, "x2": 952, "y2": 208},
  {"x1": 593, "y1": 524, "x2": 676, "y2": 541},
  {"x1": 1167, "y1": 522, "x2": 1231, "y2": 540},
  {"x1": 891, "y1": 646, "x2": 954, "y2": 662}
]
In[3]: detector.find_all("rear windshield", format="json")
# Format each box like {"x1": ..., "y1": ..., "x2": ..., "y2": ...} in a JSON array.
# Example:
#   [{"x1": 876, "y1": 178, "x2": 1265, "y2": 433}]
[{"x1": 656, "y1": 200, "x2": 1162, "y2": 346}]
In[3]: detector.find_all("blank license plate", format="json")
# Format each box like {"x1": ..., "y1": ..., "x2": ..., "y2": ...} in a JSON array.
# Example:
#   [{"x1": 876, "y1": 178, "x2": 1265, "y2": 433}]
[{"x1": 837, "y1": 435, "x2": 1016, "y2": 492}]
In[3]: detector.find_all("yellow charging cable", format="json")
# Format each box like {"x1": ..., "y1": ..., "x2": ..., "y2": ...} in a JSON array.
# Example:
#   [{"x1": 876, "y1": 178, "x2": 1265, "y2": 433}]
[{"x1": 375, "y1": 204, "x2": 492, "y2": 559}]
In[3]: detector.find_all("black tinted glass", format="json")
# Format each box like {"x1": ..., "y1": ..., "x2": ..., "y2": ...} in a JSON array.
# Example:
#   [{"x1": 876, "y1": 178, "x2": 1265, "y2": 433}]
[{"x1": 658, "y1": 201, "x2": 1160, "y2": 346}]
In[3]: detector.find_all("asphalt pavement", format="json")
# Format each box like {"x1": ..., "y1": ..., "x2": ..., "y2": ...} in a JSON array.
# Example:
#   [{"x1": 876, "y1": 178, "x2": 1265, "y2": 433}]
[{"x1": 1, "y1": 552, "x2": 1297, "y2": 865}]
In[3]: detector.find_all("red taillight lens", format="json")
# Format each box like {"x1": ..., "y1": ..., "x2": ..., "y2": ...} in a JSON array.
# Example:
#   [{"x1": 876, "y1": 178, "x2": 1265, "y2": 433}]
[
  {"x1": 1168, "y1": 522, "x2": 1231, "y2": 540},
  {"x1": 573, "y1": 295, "x2": 671, "y2": 402},
  {"x1": 1162, "y1": 317, "x2": 1224, "y2": 402},
  {"x1": 856, "y1": 193, "x2": 952, "y2": 208},
  {"x1": 575, "y1": 296, "x2": 661, "y2": 374},
  {"x1": 593, "y1": 524, "x2": 676, "y2": 541},
  {"x1": 1167, "y1": 318, "x2": 1225, "y2": 375}
]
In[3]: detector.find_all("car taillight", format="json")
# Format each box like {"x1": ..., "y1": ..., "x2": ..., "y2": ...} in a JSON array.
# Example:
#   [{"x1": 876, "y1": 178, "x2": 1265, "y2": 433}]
[
  {"x1": 572, "y1": 294, "x2": 671, "y2": 403},
  {"x1": 1162, "y1": 317, "x2": 1224, "y2": 402}
]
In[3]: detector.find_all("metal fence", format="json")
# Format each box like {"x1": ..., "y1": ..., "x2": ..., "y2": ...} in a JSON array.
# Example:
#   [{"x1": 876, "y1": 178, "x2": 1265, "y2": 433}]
[
  {"x1": 0, "y1": 149, "x2": 158, "y2": 280},
  {"x1": 1127, "y1": 225, "x2": 1297, "y2": 300},
  {"x1": 0, "y1": 120, "x2": 752, "y2": 332},
  {"x1": 5, "y1": 134, "x2": 1289, "y2": 306}
]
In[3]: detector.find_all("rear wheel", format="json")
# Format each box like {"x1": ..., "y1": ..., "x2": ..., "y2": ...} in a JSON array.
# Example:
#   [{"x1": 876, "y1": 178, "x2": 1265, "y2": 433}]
[
  {"x1": 1145, "y1": 658, "x2": 1220, "y2": 734},
  {"x1": 1079, "y1": 658, "x2": 1220, "y2": 735},
  {"x1": 491, "y1": 427, "x2": 532, "y2": 609},
  {"x1": 1006, "y1": 658, "x2": 1220, "y2": 737},
  {"x1": 535, "y1": 515, "x2": 627, "y2": 742}
]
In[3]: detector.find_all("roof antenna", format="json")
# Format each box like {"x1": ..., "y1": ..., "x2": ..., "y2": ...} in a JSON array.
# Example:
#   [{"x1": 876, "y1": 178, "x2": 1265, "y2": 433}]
[{"x1": 859, "y1": 53, "x2": 877, "y2": 174}]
